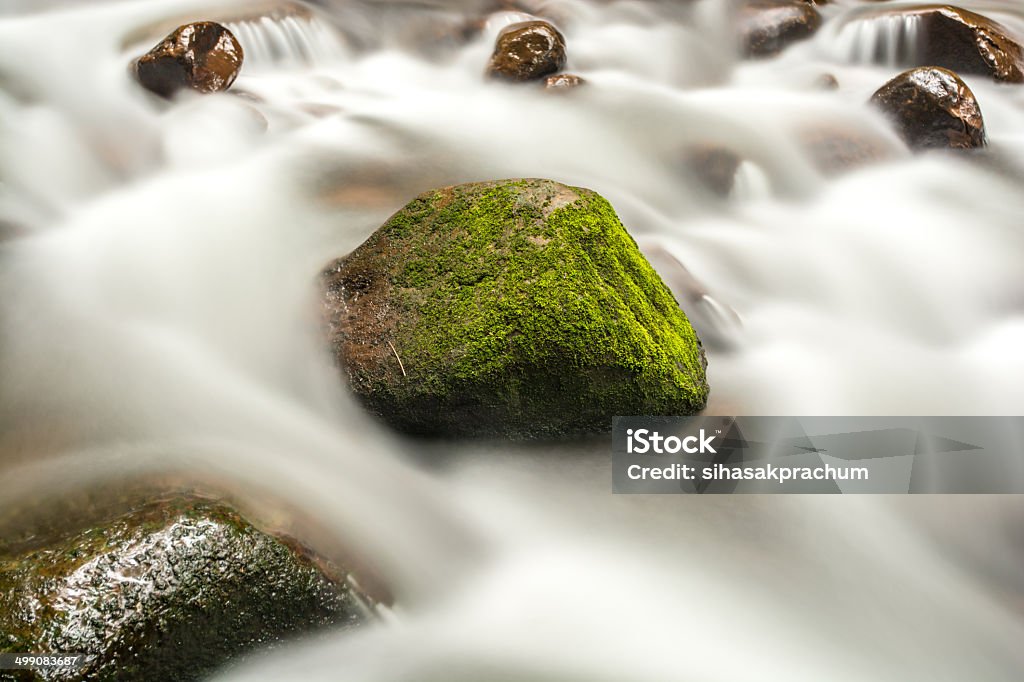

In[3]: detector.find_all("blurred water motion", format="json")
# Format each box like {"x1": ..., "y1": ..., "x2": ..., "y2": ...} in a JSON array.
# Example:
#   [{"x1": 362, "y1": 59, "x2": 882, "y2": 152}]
[{"x1": 1, "y1": 0, "x2": 1024, "y2": 679}]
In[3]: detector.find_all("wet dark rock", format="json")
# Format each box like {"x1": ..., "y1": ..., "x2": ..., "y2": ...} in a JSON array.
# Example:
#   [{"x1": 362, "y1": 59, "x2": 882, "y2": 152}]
[
  {"x1": 682, "y1": 145, "x2": 742, "y2": 197},
  {"x1": 544, "y1": 73, "x2": 587, "y2": 91},
  {"x1": 739, "y1": 1, "x2": 822, "y2": 58},
  {"x1": 869, "y1": 66, "x2": 986, "y2": 150},
  {"x1": 0, "y1": 498, "x2": 366, "y2": 681},
  {"x1": 486, "y1": 20, "x2": 567, "y2": 82},
  {"x1": 884, "y1": 5, "x2": 1024, "y2": 83},
  {"x1": 135, "y1": 22, "x2": 244, "y2": 98},
  {"x1": 321, "y1": 179, "x2": 709, "y2": 439}
]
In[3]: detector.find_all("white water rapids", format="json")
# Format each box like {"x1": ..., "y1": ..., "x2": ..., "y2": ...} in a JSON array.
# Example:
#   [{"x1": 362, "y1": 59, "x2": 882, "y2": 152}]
[{"x1": 2, "y1": 0, "x2": 1024, "y2": 679}]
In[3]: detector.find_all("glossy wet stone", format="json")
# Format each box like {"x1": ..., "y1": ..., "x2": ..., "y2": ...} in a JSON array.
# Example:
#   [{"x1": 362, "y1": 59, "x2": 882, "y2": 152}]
[
  {"x1": 135, "y1": 22, "x2": 244, "y2": 98},
  {"x1": 739, "y1": 1, "x2": 822, "y2": 58},
  {"x1": 876, "y1": 5, "x2": 1024, "y2": 83},
  {"x1": 544, "y1": 73, "x2": 587, "y2": 91},
  {"x1": 0, "y1": 498, "x2": 366, "y2": 681},
  {"x1": 486, "y1": 20, "x2": 567, "y2": 82},
  {"x1": 870, "y1": 66, "x2": 986, "y2": 150}
]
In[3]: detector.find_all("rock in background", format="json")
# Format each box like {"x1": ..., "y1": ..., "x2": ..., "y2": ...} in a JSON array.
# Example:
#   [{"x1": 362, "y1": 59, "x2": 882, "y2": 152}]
[
  {"x1": 739, "y1": 0, "x2": 822, "y2": 58},
  {"x1": 871, "y1": 5, "x2": 1024, "y2": 83},
  {"x1": 135, "y1": 22, "x2": 244, "y2": 98},
  {"x1": 486, "y1": 20, "x2": 567, "y2": 82},
  {"x1": 870, "y1": 66, "x2": 986, "y2": 150}
]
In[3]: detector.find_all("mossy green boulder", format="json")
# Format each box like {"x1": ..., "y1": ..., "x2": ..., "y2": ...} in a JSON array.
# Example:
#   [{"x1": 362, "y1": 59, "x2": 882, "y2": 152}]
[
  {"x1": 0, "y1": 498, "x2": 367, "y2": 681},
  {"x1": 322, "y1": 179, "x2": 709, "y2": 438}
]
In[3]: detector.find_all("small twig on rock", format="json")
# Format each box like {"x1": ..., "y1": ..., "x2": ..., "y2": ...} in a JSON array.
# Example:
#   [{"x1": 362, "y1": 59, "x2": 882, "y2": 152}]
[{"x1": 387, "y1": 340, "x2": 407, "y2": 377}]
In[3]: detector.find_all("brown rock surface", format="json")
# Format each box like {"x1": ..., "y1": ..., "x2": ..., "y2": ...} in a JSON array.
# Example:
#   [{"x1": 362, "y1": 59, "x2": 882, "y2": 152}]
[
  {"x1": 135, "y1": 22, "x2": 244, "y2": 98},
  {"x1": 879, "y1": 5, "x2": 1024, "y2": 83},
  {"x1": 544, "y1": 73, "x2": 587, "y2": 91},
  {"x1": 486, "y1": 20, "x2": 567, "y2": 82},
  {"x1": 869, "y1": 66, "x2": 986, "y2": 150},
  {"x1": 739, "y1": 1, "x2": 822, "y2": 58}
]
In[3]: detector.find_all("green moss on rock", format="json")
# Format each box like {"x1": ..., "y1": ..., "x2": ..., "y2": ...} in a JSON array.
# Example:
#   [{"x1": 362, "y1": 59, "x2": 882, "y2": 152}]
[
  {"x1": 322, "y1": 179, "x2": 709, "y2": 439},
  {"x1": 0, "y1": 498, "x2": 367, "y2": 681}
]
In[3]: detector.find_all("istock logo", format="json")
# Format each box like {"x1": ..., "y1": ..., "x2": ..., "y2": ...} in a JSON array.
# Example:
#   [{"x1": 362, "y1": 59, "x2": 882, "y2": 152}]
[{"x1": 626, "y1": 429, "x2": 717, "y2": 455}]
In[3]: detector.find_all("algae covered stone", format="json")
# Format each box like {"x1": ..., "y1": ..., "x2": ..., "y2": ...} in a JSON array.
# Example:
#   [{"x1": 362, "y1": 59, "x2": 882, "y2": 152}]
[
  {"x1": 322, "y1": 179, "x2": 709, "y2": 439},
  {"x1": 0, "y1": 498, "x2": 367, "y2": 681}
]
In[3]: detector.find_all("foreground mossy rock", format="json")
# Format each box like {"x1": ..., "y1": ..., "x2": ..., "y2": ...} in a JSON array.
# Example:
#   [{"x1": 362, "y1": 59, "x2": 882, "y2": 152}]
[
  {"x1": 870, "y1": 67, "x2": 986, "y2": 150},
  {"x1": 486, "y1": 21, "x2": 567, "y2": 82},
  {"x1": 135, "y1": 22, "x2": 244, "y2": 98},
  {"x1": 0, "y1": 499, "x2": 366, "y2": 681},
  {"x1": 876, "y1": 5, "x2": 1024, "y2": 83},
  {"x1": 739, "y1": 0, "x2": 822, "y2": 58},
  {"x1": 322, "y1": 179, "x2": 709, "y2": 439}
]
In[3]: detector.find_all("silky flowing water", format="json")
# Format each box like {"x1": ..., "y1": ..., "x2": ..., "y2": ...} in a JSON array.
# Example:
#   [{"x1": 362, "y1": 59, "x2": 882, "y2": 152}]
[{"x1": 2, "y1": 0, "x2": 1024, "y2": 679}]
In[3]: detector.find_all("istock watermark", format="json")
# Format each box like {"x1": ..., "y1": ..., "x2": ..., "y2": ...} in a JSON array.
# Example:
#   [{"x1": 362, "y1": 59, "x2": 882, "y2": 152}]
[
  {"x1": 0, "y1": 654, "x2": 90, "y2": 671},
  {"x1": 624, "y1": 461, "x2": 869, "y2": 482},
  {"x1": 612, "y1": 416, "x2": 1024, "y2": 494},
  {"x1": 625, "y1": 428, "x2": 718, "y2": 455}
]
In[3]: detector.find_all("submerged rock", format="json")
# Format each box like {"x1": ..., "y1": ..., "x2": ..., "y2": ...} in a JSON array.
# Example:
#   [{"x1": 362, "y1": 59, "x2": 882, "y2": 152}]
[
  {"x1": 739, "y1": 1, "x2": 822, "y2": 58},
  {"x1": 641, "y1": 243, "x2": 744, "y2": 352},
  {"x1": 322, "y1": 179, "x2": 709, "y2": 439},
  {"x1": 544, "y1": 73, "x2": 587, "y2": 91},
  {"x1": 815, "y1": 73, "x2": 839, "y2": 90},
  {"x1": 883, "y1": 5, "x2": 1024, "y2": 83},
  {"x1": 0, "y1": 219, "x2": 23, "y2": 242},
  {"x1": 798, "y1": 125, "x2": 894, "y2": 175},
  {"x1": 0, "y1": 498, "x2": 366, "y2": 681},
  {"x1": 682, "y1": 145, "x2": 742, "y2": 197},
  {"x1": 135, "y1": 22, "x2": 244, "y2": 98},
  {"x1": 486, "y1": 20, "x2": 567, "y2": 82},
  {"x1": 870, "y1": 67, "x2": 986, "y2": 150}
]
